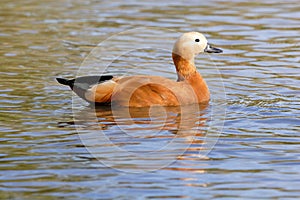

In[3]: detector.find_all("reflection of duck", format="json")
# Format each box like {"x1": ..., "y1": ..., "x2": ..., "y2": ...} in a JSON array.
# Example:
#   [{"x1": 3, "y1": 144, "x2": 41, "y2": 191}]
[
  {"x1": 89, "y1": 104, "x2": 209, "y2": 162},
  {"x1": 57, "y1": 32, "x2": 222, "y2": 107},
  {"x1": 92, "y1": 104, "x2": 209, "y2": 135},
  {"x1": 58, "y1": 104, "x2": 207, "y2": 136},
  {"x1": 68, "y1": 104, "x2": 210, "y2": 172}
]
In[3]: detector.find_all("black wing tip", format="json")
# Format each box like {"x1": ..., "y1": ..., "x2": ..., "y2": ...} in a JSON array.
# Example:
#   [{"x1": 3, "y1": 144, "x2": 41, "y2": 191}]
[
  {"x1": 56, "y1": 78, "x2": 70, "y2": 86},
  {"x1": 56, "y1": 75, "x2": 114, "y2": 87}
]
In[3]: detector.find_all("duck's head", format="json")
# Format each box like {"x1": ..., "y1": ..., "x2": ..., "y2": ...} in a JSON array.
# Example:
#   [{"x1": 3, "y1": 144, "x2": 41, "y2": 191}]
[{"x1": 173, "y1": 32, "x2": 222, "y2": 61}]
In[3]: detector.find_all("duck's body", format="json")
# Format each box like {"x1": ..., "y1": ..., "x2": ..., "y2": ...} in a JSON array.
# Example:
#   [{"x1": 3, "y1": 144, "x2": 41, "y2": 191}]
[{"x1": 57, "y1": 32, "x2": 222, "y2": 107}]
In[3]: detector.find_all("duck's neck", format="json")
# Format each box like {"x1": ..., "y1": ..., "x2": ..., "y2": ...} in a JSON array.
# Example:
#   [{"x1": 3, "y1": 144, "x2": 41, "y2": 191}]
[
  {"x1": 172, "y1": 53, "x2": 197, "y2": 81},
  {"x1": 172, "y1": 53, "x2": 210, "y2": 101}
]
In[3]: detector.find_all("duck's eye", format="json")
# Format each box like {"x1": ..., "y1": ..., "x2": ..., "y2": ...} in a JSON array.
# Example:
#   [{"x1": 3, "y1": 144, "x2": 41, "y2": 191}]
[{"x1": 195, "y1": 39, "x2": 200, "y2": 42}]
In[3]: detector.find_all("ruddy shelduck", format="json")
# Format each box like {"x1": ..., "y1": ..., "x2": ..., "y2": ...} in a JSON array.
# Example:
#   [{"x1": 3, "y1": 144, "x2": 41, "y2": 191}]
[{"x1": 57, "y1": 32, "x2": 222, "y2": 107}]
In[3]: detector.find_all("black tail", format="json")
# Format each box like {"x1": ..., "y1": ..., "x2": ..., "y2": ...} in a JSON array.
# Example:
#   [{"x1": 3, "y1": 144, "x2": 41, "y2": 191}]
[
  {"x1": 56, "y1": 75, "x2": 114, "y2": 102},
  {"x1": 56, "y1": 78, "x2": 72, "y2": 86}
]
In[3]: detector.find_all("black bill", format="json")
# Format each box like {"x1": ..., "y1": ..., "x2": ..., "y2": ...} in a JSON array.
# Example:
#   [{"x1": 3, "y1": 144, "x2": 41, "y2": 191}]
[{"x1": 204, "y1": 43, "x2": 223, "y2": 53}]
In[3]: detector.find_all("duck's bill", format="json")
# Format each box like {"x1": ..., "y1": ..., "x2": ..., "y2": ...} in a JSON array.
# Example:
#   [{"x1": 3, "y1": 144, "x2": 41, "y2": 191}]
[{"x1": 204, "y1": 43, "x2": 223, "y2": 53}]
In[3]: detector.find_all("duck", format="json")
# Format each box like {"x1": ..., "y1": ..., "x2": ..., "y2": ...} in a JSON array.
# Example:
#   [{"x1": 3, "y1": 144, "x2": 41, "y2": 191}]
[{"x1": 56, "y1": 32, "x2": 222, "y2": 107}]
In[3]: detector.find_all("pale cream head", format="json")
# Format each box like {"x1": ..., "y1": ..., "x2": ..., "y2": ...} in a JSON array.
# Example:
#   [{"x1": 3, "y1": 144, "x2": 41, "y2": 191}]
[
  {"x1": 173, "y1": 32, "x2": 208, "y2": 61},
  {"x1": 172, "y1": 32, "x2": 222, "y2": 61}
]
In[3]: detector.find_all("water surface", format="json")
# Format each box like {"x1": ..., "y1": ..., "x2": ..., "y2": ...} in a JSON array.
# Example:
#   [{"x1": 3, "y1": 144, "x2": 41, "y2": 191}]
[{"x1": 0, "y1": 0, "x2": 300, "y2": 199}]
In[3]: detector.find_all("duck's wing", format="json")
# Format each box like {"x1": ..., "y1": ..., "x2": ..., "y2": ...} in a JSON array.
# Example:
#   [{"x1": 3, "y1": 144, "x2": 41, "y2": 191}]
[
  {"x1": 111, "y1": 76, "x2": 197, "y2": 107},
  {"x1": 56, "y1": 75, "x2": 114, "y2": 103}
]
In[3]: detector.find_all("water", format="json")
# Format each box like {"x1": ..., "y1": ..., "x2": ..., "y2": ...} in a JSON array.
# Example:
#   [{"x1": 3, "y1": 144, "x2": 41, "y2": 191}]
[{"x1": 1, "y1": 0, "x2": 300, "y2": 199}]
